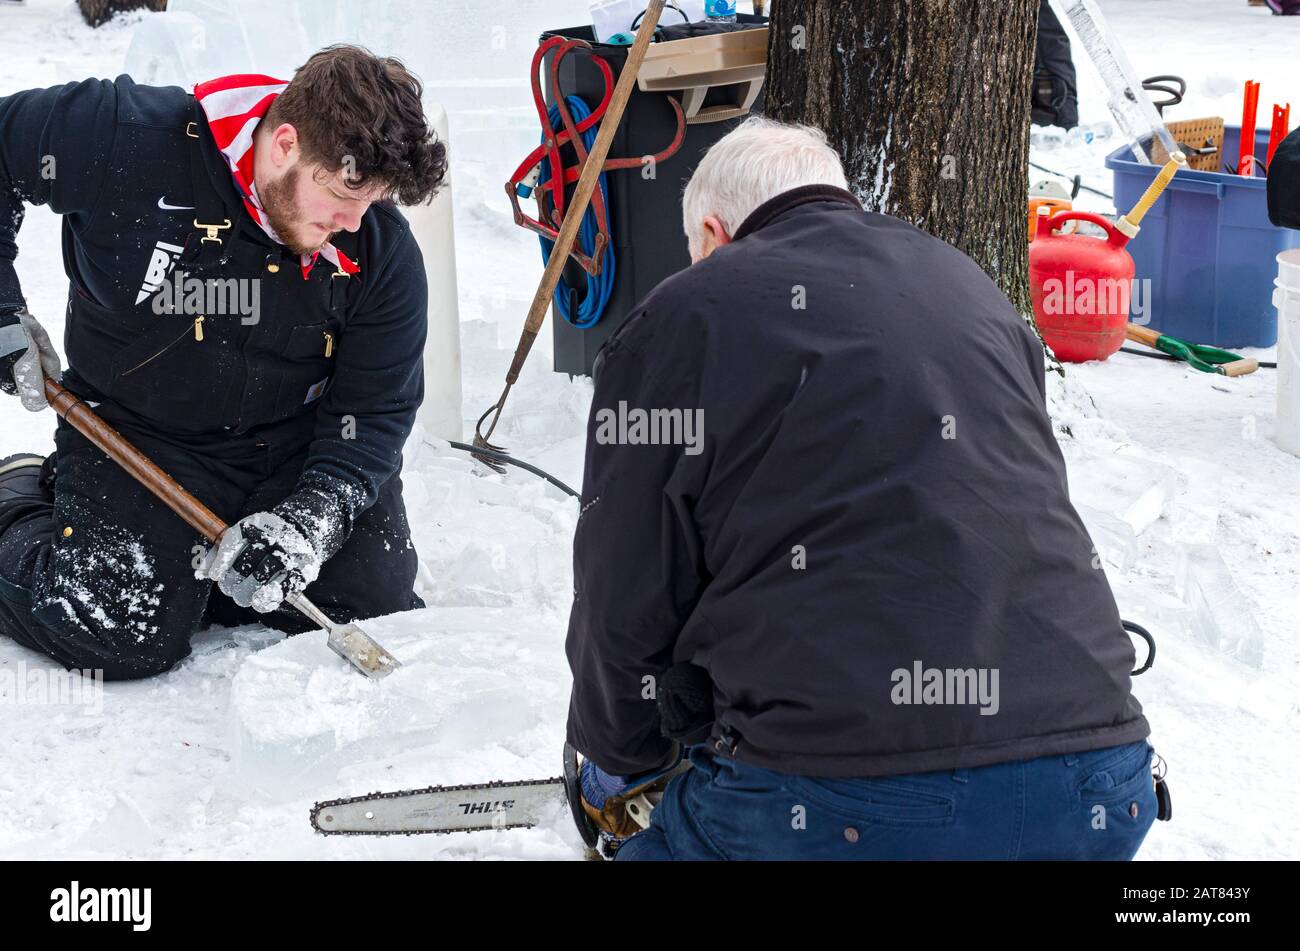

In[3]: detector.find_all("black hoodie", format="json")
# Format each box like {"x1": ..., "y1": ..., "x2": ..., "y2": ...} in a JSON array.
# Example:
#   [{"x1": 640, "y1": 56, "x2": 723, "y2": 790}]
[{"x1": 1269, "y1": 127, "x2": 1300, "y2": 230}]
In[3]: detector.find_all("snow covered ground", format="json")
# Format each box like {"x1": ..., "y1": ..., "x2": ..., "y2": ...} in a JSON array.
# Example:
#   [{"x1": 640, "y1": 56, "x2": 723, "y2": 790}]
[{"x1": 1, "y1": 0, "x2": 1297, "y2": 860}]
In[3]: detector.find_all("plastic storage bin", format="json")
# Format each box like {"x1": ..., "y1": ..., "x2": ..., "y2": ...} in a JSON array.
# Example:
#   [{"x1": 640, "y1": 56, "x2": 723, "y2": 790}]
[
  {"x1": 1106, "y1": 127, "x2": 1300, "y2": 348},
  {"x1": 541, "y1": 16, "x2": 768, "y2": 376}
]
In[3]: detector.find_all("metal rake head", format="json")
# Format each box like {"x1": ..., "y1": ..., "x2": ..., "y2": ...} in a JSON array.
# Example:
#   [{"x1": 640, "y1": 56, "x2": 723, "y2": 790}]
[{"x1": 472, "y1": 402, "x2": 508, "y2": 474}]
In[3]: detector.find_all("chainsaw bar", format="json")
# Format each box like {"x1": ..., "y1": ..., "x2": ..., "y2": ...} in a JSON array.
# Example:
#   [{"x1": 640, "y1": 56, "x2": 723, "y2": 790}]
[
  {"x1": 311, "y1": 746, "x2": 601, "y2": 841},
  {"x1": 310, "y1": 777, "x2": 566, "y2": 837},
  {"x1": 309, "y1": 774, "x2": 569, "y2": 836}
]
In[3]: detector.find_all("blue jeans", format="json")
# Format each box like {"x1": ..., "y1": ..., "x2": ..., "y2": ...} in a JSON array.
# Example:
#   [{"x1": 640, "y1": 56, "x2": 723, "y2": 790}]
[{"x1": 616, "y1": 740, "x2": 1157, "y2": 860}]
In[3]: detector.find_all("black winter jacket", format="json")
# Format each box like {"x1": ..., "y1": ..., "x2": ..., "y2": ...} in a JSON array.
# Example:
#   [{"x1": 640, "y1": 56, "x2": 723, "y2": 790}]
[
  {"x1": 0, "y1": 76, "x2": 427, "y2": 521},
  {"x1": 566, "y1": 185, "x2": 1149, "y2": 778},
  {"x1": 1269, "y1": 127, "x2": 1300, "y2": 230}
]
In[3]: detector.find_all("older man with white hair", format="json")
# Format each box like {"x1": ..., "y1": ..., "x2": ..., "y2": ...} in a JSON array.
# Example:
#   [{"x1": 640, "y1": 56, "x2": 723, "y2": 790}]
[{"x1": 565, "y1": 117, "x2": 1159, "y2": 861}]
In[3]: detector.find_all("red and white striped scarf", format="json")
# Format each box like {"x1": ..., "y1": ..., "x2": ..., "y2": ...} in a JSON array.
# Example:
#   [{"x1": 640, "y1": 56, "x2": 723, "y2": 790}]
[{"x1": 193, "y1": 74, "x2": 361, "y2": 280}]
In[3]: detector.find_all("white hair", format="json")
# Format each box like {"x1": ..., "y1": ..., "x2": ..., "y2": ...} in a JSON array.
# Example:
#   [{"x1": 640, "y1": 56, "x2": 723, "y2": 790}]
[{"x1": 681, "y1": 115, "x2": 850, "y2": 259}]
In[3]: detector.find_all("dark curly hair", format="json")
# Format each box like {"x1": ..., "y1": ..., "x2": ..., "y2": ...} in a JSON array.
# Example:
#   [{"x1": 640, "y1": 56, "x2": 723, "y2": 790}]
[{"x1": 267, "y1": 44, "x2": 448, "y2": 206}]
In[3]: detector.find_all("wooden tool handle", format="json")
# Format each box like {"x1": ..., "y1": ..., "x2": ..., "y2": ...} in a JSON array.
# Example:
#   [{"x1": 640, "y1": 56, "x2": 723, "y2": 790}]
[
  {"x1": 1125, "y1": 324, "x2": 1162, "y2": 348},
  {"x1": 505, "y1": 0, "x2": 668, "y2": 385},
  {"x1": 44, "y1": 378, "x2": 230, "y2": 543},
  {"x1": 1221, "y1": 358, "x2": 1259, "y2": 377}
]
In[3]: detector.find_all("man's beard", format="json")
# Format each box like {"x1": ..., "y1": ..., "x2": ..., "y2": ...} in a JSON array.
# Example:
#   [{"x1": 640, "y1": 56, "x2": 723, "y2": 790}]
[{"x1": 259, "y1": 167, "x2": 332, "y2": 257}]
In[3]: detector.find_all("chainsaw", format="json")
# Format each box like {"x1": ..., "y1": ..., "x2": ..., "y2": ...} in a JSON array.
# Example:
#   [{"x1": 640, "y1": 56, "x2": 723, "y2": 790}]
[{"x1": 309, "y1": 743, "x2": 676, "y2": 860}]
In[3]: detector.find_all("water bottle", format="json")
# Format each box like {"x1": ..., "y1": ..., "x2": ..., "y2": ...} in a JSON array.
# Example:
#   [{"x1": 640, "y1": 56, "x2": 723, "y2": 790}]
[{"x1": 705, "y1": 0, "x2": 737, "y2": 23}]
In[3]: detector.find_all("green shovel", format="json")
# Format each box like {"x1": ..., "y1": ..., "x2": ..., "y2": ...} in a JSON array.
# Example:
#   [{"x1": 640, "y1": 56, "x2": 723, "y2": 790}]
[{"x1": 1125, "y1": 324, "x2": 1259, "y2": 376}]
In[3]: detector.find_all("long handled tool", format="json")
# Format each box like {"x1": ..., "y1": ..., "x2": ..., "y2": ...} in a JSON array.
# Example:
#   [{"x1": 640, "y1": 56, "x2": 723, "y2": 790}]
[
  {"x1": 43, "y1": 378, "x2": 401, "y2": 679},
  {"x1": 1267, "y1": 102, "x2": 1291, "y2": 169},
  {"x1": 473, "y1": 0, "x2": 669, "y2": 471},
  {"x1": 1239, "y1": 80, "x2": 1261, "y2": 177},
  {"x1": 1124, "y1": 324, "x2": 1259, "y2": 376}
]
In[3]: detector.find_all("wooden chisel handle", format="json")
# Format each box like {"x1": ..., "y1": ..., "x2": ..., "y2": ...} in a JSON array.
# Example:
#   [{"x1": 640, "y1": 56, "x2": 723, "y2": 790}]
[
  {"x1": 1125, "y1": 324, "x2": 1162, "y2": 348},
  {"x1": 43, "y1": 378, "x2": 230, "y2": 543}
]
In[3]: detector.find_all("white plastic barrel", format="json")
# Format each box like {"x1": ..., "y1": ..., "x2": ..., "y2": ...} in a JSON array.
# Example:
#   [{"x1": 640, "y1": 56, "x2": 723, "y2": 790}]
[
  {"x1": 1275, "y1": 249, "x2": 1300, "y2": 458},
  {"x1": 407, "y1": 101, "x2": 463, "y2": 441}
]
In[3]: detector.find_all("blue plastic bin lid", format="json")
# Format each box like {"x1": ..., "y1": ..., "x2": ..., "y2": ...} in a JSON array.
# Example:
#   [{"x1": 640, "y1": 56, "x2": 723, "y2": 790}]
[{"x1": 1105, "y1": 126, "x2": 1274, "y2": 197}]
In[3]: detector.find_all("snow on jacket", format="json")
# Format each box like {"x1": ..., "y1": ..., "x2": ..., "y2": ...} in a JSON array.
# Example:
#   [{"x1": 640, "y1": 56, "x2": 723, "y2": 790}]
[
  {"x1": 566, "y1": 184, "x2": 1150, "y2": 778},
  {"x1": 0, "y1": 76, "x2": 427, "y2": 520}
]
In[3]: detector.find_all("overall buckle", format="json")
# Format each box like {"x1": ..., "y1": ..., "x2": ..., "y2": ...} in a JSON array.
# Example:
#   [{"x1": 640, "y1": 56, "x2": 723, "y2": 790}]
[{"x1": 194, "y1": 219, "x2": 232, "y2": 245}]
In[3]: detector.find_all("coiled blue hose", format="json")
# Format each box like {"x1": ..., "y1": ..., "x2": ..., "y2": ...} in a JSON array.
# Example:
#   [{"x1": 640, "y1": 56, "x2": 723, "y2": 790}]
[{"x1": 536, "y1": 96, "x2": 616, "y2": 329}]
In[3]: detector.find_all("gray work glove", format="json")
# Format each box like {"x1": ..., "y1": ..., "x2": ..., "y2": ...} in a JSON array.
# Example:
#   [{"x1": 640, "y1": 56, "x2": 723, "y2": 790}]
[
  {"x1": 0, "y1": 308, "x2": 62, "y2": 412},
  {"x1": 202, "y1": 512, "x2": 323, "y2": 614},
  {"x1": 199, "y1": 476, "x2": 352, "y2": 614}
]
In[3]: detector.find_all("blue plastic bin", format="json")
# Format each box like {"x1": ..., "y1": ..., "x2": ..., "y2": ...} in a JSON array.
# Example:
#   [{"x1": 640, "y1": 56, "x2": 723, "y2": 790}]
[{"x1": 1106, "y1": 127, "x2": 1300, "y2": 348}]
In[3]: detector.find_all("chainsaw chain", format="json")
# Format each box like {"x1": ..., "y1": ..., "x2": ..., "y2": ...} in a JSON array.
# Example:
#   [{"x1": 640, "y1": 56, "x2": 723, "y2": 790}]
[{"x1": 309, "y1": 776, "x2": 565, "y2": 837}]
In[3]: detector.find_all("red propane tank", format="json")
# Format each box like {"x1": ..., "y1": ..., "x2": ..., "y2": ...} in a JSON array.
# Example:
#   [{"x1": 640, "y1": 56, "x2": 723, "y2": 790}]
[{"x1": 1029, "y1": 210, "x2": 1134, "y2": 363}]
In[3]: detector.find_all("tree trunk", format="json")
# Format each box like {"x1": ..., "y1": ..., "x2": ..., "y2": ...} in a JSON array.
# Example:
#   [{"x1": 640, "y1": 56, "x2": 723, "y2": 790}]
[
  {"x1": 765, "y1": 0, "x2": 1039, "y2": 317},
  {"x1": 78, "y1": 0, "x2": 168, "y2": 28}
]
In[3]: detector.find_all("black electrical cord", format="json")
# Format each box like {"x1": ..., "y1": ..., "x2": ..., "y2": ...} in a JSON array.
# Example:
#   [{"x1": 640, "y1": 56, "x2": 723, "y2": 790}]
[
  {"x1": 1124, "y1": 620, "x2": 1156, "y2": 676},
  {"x1": 631, "y1": 1, "x2": 689, "y2": 29},
  {"x1": 1119, "y1": 346, "x2": 1278, "y2": 369},
  {"x1": 1142, "y1": 75, "x2": 1186, "y2": 116},
  {"x1": 442, "y1": 439, "x2": 581, "y2": 499}
]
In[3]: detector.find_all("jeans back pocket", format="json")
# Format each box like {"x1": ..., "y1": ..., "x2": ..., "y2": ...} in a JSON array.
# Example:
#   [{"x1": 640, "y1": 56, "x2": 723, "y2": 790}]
[
  {"x1": 1073, "y1": 741, "x2": 1153, "y2": 806},
  {"x1": 789, "y1": 775, "x2": 955, "y2": 828}
]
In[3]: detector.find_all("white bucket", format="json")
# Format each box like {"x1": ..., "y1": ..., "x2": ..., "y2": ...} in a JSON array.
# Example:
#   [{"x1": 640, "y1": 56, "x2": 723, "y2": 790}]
[{"x1": 1275, "y1": 249, "x2": 1300, "y2": 458}]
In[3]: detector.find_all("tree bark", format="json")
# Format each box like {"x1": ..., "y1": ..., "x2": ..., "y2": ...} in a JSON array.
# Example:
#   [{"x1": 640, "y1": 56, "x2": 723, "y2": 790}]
[
  {"x1": 765, "y1": 0, "x2": 1039, "y2": 316},
  {"x1": 78, "y1": 0, "x2": 168, "y2": 28}
]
